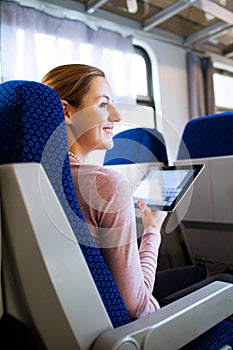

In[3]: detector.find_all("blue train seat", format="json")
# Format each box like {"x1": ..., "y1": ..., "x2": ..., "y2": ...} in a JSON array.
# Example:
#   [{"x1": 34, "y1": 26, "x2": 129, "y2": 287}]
[
  {"x1": 104, "y1": 127, "x2": 168, "y2": 166},
  {"x1": 176, "y1": 112, "x2": 233, "y2": 269},
  {"x1": 177, "y1": 112, "x2": 233, "y2": 160}
]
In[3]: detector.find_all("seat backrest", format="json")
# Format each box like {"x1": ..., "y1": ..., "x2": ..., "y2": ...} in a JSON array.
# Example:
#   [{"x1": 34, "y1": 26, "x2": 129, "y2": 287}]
[
  {"x1": 104, "y1": 127, "x2": 168, "y2": 165},
  {"x1": 177, "y1": 112, "x2": 233, "y2": 160},
  {"x1": 0, "y1": 80, "x2": 131, "y2": 328}
]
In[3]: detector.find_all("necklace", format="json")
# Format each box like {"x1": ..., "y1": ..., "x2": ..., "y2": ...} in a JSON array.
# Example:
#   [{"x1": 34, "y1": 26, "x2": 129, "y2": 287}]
[{"x1": 68, "y1": 151, "x2": 82, "y2": 163}]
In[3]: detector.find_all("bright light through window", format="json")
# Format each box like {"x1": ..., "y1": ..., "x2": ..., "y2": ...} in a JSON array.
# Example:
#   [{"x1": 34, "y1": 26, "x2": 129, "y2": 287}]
[
  {"x1": 79, "y1": 43, "x2": 92, "y2": 63},
  {"x1": 132, "y1": 53, "x2": 148, "y2": 97},
  {"x1": 213, "y1": 73, "x2": 233, "y2": 109}
]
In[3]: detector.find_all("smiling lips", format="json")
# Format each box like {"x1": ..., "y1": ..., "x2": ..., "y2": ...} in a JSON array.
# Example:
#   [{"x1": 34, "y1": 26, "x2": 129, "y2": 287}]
[{"x1": 103, "y1": 125, "x2": 114, "y2": 136}]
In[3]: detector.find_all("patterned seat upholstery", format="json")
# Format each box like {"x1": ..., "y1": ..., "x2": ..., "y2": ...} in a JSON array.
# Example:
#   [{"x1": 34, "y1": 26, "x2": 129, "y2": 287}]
[
  {"x1": 188, "y1": 319, "x2": 233, "y2": 350},
  {"x1": 104, "y1": 127, "x2": 168, "y2": 165},
  {"x1": 0, "y1": 80, "x2": 131, "y2": 328},
  {"x1": 177, "y1": 112, "x2": 233, "y2": 160}
]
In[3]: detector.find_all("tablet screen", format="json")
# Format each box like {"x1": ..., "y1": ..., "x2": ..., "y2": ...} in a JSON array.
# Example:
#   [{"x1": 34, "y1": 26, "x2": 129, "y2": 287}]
[{"x1": 133, "y1": 164, "x2": 204, "y2": 211}]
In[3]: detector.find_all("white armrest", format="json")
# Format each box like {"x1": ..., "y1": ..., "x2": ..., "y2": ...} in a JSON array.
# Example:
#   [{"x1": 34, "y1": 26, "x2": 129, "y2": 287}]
[{"x1": 92, "y1": 281, "x2": 233, "y2": 350}]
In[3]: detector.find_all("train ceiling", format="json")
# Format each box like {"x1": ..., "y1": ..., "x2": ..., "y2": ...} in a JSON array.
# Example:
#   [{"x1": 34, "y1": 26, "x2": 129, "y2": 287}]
[{"x1": 71, "y1": 0, "x2": 233, "y2": 60}]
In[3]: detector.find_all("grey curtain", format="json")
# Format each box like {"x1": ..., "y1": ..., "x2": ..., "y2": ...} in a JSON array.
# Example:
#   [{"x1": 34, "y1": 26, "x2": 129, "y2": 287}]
[
  {"x1": 0, "y1": 0, "x2": 136, "y2": 103},
  {"x1": 187, "y1": 51, "x2": 216, "y2": 119}
]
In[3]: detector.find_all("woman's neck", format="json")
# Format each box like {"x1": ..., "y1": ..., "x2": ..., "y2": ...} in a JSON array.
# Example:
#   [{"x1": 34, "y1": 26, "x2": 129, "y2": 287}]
[{"x1": 68, "y1": 144, "x2": 86, "y2": 163}]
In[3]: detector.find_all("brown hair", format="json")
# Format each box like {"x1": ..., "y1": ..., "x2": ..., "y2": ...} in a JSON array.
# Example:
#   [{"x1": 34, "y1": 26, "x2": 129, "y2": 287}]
[{"x1": 41, "y1": 64, "x2": 105, "y2": 108}]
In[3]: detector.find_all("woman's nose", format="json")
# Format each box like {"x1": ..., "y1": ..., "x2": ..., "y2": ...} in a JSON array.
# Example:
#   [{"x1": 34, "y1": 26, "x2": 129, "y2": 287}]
[{"x1": 108, "y1": 104, "x2": 121, "y2": 122}]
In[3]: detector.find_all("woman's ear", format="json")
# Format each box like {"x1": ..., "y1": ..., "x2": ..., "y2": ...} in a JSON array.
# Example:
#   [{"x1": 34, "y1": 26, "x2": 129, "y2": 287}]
[{"x1": 61, "y1": 100, "x2": 72, "y2": 125}]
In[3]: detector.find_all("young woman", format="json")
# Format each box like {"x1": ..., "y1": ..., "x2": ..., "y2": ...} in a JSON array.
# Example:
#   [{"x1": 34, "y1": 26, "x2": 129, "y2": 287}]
[{"x1": 42, "y1": 64, "x2": 167, "y2": 320}]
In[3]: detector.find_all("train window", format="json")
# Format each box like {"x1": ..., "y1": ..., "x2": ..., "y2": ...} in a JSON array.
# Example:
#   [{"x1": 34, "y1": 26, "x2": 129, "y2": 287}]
[
  {"x1": 110, "y1": 45, "x2": 156, "y2": 135},
  {"x1": 213, "y1": 70, "x2": 233, "y2": 112}
]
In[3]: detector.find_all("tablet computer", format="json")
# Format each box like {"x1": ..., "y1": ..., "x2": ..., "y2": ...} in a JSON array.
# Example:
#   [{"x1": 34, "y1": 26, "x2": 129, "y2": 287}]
[{"x1": 133, "y1": 164, "x2": 205, "y2": 212}]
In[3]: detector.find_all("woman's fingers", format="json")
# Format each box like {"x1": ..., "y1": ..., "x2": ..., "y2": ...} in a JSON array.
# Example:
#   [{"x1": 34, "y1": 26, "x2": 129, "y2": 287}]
[{"x1": 137, "y1": 199, "x2": 167, "y2": 230}]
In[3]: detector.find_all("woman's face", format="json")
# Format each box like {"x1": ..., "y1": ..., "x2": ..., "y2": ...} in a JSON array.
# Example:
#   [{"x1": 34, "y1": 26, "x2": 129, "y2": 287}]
[{"x1": 66, "y1": 76, "x2": 121, "y2": 153}]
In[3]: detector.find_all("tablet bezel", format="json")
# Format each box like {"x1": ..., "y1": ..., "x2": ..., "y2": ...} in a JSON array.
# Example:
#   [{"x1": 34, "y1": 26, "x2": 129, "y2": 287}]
[{"x1": 133, "y1": 164, "x2": 205, "y2": 212}]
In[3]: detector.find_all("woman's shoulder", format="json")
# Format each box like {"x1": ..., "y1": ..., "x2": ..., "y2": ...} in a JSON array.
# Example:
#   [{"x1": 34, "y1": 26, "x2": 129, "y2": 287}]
[
  {"x1": 98, "y1": 165, "x2": 125, "y2": 181},
  {"x1": 77, "y1": 163, "x2": 125, "y2": 180},
  {"x1": 76, "y1": 164, "x2": 132, "y2": 201},
  {"x1": 71, "y1": 163, "x2": 128, "y2": 187}
]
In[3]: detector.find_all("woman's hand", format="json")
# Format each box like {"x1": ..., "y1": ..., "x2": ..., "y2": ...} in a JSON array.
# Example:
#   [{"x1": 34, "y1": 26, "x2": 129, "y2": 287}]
[{"x1": 137, "y1": 199, "x2": 167, "y2": 231}]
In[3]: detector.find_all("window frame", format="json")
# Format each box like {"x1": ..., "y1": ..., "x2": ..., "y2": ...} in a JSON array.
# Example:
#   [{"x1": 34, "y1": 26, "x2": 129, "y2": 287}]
[
  {"x1": 133, "y1": 45, "x2": 155, "y2": 111},
  {"x1": 213, "y1": 68, "x2": 233, "y2": 112}
]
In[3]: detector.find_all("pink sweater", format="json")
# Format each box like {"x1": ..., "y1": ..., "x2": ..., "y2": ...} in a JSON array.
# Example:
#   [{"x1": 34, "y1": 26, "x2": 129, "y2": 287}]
[{"x1": 71, "y1": 163, "x2": 161, "y2": 320}]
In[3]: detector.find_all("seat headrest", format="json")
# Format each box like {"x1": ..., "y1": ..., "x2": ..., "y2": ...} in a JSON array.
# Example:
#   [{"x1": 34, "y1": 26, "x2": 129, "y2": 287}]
[
  {"x1": 177, "y1": 112, "x2": 233, "y2": 160},
  {"x1": 104, "y1": 127, "x2": 168, "y2": 165},
  {"x1": 0, "y1": 80, "x2": 65, "y2": 165}
]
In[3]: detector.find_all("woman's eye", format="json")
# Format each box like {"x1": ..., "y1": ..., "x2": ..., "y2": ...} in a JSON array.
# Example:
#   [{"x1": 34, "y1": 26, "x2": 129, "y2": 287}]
[{"x1": 99, "y1": 102, "x2": 108, "y2": 109}]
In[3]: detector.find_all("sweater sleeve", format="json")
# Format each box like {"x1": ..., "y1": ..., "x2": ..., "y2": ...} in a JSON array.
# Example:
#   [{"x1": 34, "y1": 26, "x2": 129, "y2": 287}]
[
  {"x1": 102, "y1": 227, "x2": 161, "y2": 320},
  {"x1": 71, "y1": 164, "x2": 161, "y2": 320}
]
